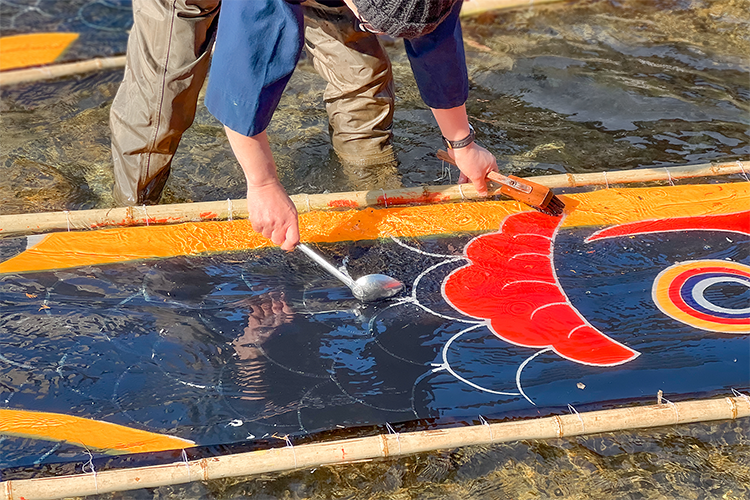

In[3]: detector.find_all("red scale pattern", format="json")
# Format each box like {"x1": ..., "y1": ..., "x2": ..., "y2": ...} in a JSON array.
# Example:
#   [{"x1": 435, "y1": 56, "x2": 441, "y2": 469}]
[{"x1": 444, "y1": 212, "x2": 639, "y2": 366}]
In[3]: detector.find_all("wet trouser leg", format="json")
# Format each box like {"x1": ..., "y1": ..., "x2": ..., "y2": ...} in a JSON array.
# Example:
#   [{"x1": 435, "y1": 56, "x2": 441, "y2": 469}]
[
  {"x1": 302, "y1": 3, "x2": 401, "y2": 190},
  {"x1": 110, "y1": 0, "x2": 221, "y2": 206}
]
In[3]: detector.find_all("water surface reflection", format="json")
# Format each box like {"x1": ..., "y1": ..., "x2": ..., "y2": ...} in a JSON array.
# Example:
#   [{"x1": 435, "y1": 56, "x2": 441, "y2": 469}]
[
  {"x1": 0, "y1": 0, "x2": 748, "y2": 497},
  {"x1": 0, "y1": 0, "x2": 747, "y2": 214}
]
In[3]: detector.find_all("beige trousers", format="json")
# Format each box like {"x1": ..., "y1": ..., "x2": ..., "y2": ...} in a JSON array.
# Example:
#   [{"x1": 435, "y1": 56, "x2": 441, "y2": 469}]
[{"x1": 110, "y1": 0, "x2": 397, "y2": 206}]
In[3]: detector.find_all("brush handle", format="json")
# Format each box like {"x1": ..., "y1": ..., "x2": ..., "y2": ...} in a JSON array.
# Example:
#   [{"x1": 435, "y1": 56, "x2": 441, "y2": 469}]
[
  {"x1": 436, "y1": 149, "x2": 533, "y2": 193},
  {"x1": 486, "y1": 171, "x2": 532, "y2": 194},
  {"x1": 436, "y1": 149, "x2": 556, "y2": 209}
]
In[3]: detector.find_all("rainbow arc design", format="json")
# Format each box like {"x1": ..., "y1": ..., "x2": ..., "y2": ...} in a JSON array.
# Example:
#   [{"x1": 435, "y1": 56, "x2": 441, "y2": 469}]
[{"x1": 652, "y1": 261, "x2": 750, "y2": 333}]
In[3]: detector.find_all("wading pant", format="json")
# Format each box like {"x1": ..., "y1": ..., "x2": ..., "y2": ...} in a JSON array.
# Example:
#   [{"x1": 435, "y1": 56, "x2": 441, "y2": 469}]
[
  {"x1": 110, "y1": 0, "x2": 221, "y2": 206},
  {"x1": 110, "y1": 0, "x2": 398, "y2": 206},
  {"x1": 302, "y1": 3, "x2": 399, "y2": 190}
]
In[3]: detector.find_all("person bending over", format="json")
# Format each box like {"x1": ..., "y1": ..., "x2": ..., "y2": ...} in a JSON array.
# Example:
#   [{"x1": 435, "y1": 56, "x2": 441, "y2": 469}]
[
  {"x1": 111, "y1": 0, "x2": 498, "y2": 251},
  {"x1": 205, "y1": 0, "x2": 498, "y2": 251}
]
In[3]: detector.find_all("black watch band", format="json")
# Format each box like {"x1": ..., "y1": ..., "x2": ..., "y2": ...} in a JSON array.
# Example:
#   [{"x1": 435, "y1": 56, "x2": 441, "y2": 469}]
[{"x1": 442, "y1": 124, "x2": 475, "y2": 150}]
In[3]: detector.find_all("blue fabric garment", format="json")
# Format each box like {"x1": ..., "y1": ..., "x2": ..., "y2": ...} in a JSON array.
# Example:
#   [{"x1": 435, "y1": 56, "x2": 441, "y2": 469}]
[
  {"x1": 205, "y1": 0, "x2": 468, "y2": 136},
  {"x1": 405, "y1": 1, "x2": 468, "y2": 109},
  {"x1": 204, "y1": 0, "x2": 304, "y2": 137}
]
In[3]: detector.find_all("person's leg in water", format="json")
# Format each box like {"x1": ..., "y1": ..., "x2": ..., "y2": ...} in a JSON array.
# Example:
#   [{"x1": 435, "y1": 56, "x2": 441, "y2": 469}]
[
  {"x1": 110, "y1": 0, "x2": 221, "y2": 206},
  {"x1": 302, "y1": 2, "x2": 401, "y2": 191}
]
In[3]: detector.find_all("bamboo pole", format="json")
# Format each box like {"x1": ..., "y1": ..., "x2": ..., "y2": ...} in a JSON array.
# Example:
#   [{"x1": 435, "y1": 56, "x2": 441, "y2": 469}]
[
  {"x1": 1, "y1": 395, "x2": 747, "y2": 500},
  {"x1": 0, "y1": 55, "x2": 126, "y2": 86},
  {"x1": 0, "y1": 159, "x2": 747, "y2": 238},
  {"x1": 460, "y1": 0, "x2": 568, "y2": 16}
]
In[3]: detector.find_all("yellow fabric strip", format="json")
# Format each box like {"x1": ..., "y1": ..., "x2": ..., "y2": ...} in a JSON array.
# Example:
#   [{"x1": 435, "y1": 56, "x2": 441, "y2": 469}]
[
  {"x1": 0, "y1": 33, "x2": 79, "y2": 71},
  {"x1": 0, "y1": 408, "x2": 194, "y2": 454},
  {"x1": 0, "y1": 183, "x2": 747, "y2": 275}
]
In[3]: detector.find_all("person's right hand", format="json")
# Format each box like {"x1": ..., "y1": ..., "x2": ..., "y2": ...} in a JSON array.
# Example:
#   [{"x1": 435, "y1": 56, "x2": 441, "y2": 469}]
[
  {"x1": 448, "y1": 142, "x2": 498, "y2": 197},
  {"x1": 246, "y1": 180, "x2": 300, "y2": 251}
]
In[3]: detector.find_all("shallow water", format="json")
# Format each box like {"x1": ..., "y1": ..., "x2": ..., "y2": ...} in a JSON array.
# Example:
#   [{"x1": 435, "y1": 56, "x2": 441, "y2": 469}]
[
  {"x1": 1, "y1": 0, "x2": 749, "y2": 214},
  {"x1": 80, "y1": 419, "x2": 748, "y2": 500},
  {"x1": 1, "y1": 0, "x2": 749, "y2": 498}
]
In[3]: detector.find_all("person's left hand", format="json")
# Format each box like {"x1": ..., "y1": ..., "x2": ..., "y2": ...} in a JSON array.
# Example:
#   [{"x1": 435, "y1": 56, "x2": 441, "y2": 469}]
[{"x1": 447, "y1": 142, "x2": 498, "y2": 197}]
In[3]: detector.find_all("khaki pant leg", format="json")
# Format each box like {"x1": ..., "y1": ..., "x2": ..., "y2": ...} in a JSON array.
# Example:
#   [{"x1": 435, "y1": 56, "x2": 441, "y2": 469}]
[
  {"x1": 110, "y1": 0, "x2": 221, "y2": 206},
  {"x1": 302, "y1": 4, "x2": 401, "y2": 190}
]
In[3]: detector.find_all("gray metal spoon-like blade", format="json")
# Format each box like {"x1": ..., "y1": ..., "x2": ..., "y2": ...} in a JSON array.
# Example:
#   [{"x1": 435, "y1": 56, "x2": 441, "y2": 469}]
[{"x1": 297, "y1": 243, "x2": 403, "y2": 302}]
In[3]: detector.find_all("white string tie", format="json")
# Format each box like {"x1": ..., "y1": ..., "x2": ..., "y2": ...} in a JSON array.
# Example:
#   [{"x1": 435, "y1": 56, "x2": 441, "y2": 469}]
[
  {"x1": 479, "y1": 415, "x2": 494, "y2": 442},
  {"x1": 737, "y1": 161, "x2": 749, "y2": 182},
  {"x1": 142, "y1": 205, "x2": 150, "y2": 226},
  {"x1": 64, "y1": 210, "x2": 71, "y2": 231},
  {"x1": 437, "y1": 159, "x2": 452, "y2": 183},
  {"x1": 664, "y1": 168, "x2": 674, "y2": 186},
  {"x1": 457, "y1": 183, "x2": 466, "y2": 201},
  {"x1": 381, "y1": 189, "x2": 389, "y2": 208},
  {"x1": 181, "y1": 449, "x2": 192, "y2": 480},
  {"x1": 661, "y1": 396, "x2": 680, "y2": 424},
  {"x1": 82, "y1": 448, "x2": 98, "y2": 494},
  {"x1": 385, "y1": 422, "x2": 401, "y2": 454},
  {"x1": 227, "y1": 198, "x2": 233, "y2": 221},
  {"x1": 731, "y1": 388, "x2": 750, "y2": 405},
  {"x1": 603, "y1": 171, "x2": 609, "y2": 189},
  {"x1": 284, "y1": 435, "x2": 297, "y2": 468},
  {"x1": 568, "y1": 404, "x2": 585, "y2": 433}
]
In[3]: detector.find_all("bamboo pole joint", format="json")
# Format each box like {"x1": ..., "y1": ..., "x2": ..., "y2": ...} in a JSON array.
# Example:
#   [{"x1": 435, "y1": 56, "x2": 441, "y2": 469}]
[
  {"x1": 1, "y1": 395, "x2": 748, "y2": 500},
  {"x1": 0, "y1": 159, "x2": 747, "y2": 239}
]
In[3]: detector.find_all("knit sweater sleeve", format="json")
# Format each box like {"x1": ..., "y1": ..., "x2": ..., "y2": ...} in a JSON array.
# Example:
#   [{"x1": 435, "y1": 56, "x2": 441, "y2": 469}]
[
  {"x1": 204, "y1": 0, "x2": 304, "y2": 137},
  {"x1": 403, "y1": 1, "x2": 468, "y2": 109}
]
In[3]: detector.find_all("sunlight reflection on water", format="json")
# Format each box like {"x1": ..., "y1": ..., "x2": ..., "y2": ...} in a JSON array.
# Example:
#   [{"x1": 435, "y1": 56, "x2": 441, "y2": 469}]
[
  {"x1": 1, "y1": 0, "x2": 748, "y2": 215},
  {"x1": 0, "y1": 0, "x2": 748, "y2": 498}
]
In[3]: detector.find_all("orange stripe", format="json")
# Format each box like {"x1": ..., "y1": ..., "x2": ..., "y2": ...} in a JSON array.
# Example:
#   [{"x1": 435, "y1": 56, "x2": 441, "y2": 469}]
[
  {"x1": 0, "y1": 183, "x2": 747, "y2": 275},
  {"x1": 564, "y1": 182, "x2": 749, "y2": 228},
  {"x1": 0, "y1": 33, "x2": 79, "y2": 71},
  {"x1": 0, "y1": 409, "x2": 194, "y2": 454}
]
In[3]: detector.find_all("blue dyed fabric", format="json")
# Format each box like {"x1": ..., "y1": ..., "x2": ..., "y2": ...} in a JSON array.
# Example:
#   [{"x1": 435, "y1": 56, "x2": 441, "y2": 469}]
[{"x1": 205, "y1": 0, "x2": 468, "y2": 136}]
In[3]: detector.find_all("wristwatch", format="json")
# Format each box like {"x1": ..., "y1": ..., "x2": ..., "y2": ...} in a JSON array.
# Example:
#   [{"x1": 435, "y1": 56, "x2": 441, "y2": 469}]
[{"x1": 441, "y1": 124, "x2": 475, "y2": 150}]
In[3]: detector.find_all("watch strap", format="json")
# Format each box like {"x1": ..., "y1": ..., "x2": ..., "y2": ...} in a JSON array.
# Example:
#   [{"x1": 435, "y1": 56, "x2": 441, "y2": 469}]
[{"x1": 442, "y1": 125, "x2": 475, "y2": 149}]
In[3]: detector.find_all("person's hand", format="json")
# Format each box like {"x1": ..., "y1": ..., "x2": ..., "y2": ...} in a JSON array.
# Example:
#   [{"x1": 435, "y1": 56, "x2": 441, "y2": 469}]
[
  {"x1": 223, "y1": 127, "x2": 301, "y2": 251},
  {"x1": 430, "y1": 105, "x2": 498, "y2": 196},
  {"x1": 246, "y1": 180, "x2": 300, "y2": 251},
  {"x1": 447, "y1": 142, "x2": 498, "y2": 196}
]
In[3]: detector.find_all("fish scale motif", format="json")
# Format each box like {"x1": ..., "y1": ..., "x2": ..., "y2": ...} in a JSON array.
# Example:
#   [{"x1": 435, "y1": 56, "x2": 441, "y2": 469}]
[{"x1": 443, "y1": 211, "x2": 640, "y2": 366}]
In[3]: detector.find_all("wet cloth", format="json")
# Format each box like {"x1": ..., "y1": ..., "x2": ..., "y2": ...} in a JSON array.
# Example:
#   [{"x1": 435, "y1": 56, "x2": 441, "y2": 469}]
[{"x1": 205, "y1": 0, "x2": 467, "y2": 137}]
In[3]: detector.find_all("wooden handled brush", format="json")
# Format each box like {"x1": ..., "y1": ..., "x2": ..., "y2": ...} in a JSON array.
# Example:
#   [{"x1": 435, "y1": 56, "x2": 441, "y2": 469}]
[{"x1": 436, "y1": 149, "x2": 565, "y2": 217}]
